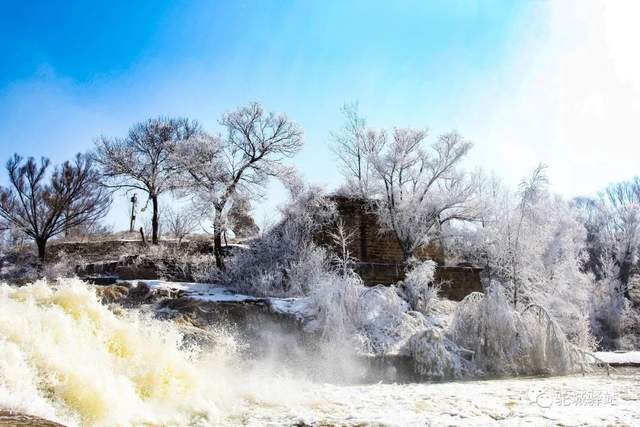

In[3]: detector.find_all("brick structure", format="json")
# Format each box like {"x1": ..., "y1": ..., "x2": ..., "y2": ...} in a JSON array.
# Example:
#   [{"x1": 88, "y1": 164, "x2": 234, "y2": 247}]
[{"x1": 321, "y1": 196, "x2": 483, "y2": 301}]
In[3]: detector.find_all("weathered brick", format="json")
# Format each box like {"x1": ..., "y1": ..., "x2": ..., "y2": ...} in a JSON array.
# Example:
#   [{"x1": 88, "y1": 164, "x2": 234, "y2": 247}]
[{"x1": 317, "y1": 196, "x2": 483, "y2": 300}]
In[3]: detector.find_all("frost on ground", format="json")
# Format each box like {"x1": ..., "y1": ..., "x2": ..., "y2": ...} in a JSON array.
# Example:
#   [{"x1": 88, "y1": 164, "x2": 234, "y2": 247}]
[{"x1": 136, "y1": 280, "x2": 261, "y2": 303}]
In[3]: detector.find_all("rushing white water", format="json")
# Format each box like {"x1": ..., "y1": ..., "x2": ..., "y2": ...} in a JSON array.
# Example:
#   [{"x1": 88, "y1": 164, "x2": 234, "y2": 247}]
[
  {"x1": 0, "y1": 278, "x2": 309, "y2": 426},
  {"x1": 0, "y1": 279, "x2": 637, "y2": 426}
]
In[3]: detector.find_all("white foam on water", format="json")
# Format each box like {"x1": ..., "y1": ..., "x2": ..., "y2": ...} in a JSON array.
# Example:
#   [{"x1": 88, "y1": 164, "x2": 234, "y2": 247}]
[
  {"x1": 0, "y1": 278, "x2": 638, "y2": 426},
  {"x1": 0, "y1": 278, "x2": 308, "y2": 426}
]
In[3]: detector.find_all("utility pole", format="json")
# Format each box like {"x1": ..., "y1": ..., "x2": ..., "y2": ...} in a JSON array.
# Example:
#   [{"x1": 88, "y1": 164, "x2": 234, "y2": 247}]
[{"x1": 129, "y1": 193, "x2": 138, "y2": 232}]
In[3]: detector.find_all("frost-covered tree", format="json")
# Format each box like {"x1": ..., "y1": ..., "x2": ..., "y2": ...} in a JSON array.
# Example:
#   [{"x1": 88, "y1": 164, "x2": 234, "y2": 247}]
[
  {"x1": 223, "y1": 183, "x2": 336, "y2": 296},
  {"x1": 94, "y1": 117, "x2": 199, "y2": 244},
  {"x1": 368, "y1": 128, "x2": 476, "y2": 261},
  {"x1": 589, "y1": 254, "x2": 631, "y2": 349},
  {"x1": 510, "y1": 164, "x2": 549, "y2": 307},
  {"x1": 332, "y1": 106, "x2": 477, "y2": 263},
  {"x1": 449, "y1": 166, "x2": 596, "y2": 347},
  {"x1": 174, "y1": 103, "x2": 303, "y2": 269},
  {"x1": 0, "y1": 154, "x2": 111, "y2": 261},
  {"x1": 331, "y1": 103, "x2": 384, "y2": 198},
  {"x1": 574, "y1": 178, "x2": 640, "y2": 348},
  {"x1": 577, "y1": 178, "x2": 640, "y2": 296}
]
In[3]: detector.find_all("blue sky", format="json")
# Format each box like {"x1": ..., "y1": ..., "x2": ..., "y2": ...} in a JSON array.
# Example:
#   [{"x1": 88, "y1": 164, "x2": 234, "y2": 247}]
[{"x1": 2, "y1": 0, "x2": 639, "y2": 230}]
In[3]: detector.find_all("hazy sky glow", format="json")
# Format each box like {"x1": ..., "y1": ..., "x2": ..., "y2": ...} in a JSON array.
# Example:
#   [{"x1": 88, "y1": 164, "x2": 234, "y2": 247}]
[{"x1": 1, "y1": 0, "x2": 639, "y2": 230}]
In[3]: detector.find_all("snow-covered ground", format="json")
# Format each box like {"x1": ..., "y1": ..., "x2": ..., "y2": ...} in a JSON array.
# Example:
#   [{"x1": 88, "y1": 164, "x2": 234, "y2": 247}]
[
  {"x1": 594, "y1": 351, "x2": 640, "y2": 366},
  {"x1": 139, "y1": 280, "x2": 261, "y2": 303},
  {"x1": 136, "y1": 280, "x2": 314, "y2": 316}
]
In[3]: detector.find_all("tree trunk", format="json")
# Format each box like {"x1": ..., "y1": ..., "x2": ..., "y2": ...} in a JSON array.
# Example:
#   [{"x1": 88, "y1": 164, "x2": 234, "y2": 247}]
[
  {"x1": 213, "y1": 208, "x2": 225, "y2": 270},
  {"x1": 151, "y1": 194, "x2": 159, "y2": 244},
  {"x1": 36, "y1": 238, "x2": 47, "y2": 262}
]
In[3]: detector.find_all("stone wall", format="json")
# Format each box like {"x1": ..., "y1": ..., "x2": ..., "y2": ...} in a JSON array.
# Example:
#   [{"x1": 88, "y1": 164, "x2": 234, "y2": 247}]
[
  {"x1": 355, "y1": 262, "x2": 482, "y2": 301},
  {"x1": 320, "y1": 196, "x2": 483, "y2": 301},
  {"x1": 48, "y1": 239, "x2": 212, "y2": 262},
  {"x1": 324, "y1": 196, "x2": 445, "y2": 265}
]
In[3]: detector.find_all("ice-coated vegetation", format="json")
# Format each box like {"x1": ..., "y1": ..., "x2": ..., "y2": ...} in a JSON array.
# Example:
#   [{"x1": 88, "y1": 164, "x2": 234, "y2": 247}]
[
  {"x1": 449, "y1": 287, "x2": 590, "y2": 376},
  {"x1": 400, "y1": 260, "x2": 440, "y2": 315},
  {"x1": 448, "y1": 166, "x2": 598, "y2": 349},
  {"x1": 222, "y1": 182, "x2": 337, "y2": 297},
  {"x1": 218, "y1": 178, "x2": 594, "y2": 380},
  {"x1": 0, "y1": 100, "x2": 637, "y2": 427}
]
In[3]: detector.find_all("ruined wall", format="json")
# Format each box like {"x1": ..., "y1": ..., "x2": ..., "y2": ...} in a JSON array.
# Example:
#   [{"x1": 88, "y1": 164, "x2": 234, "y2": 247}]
[
  {"x1": 320, "y1": 196, "x2": 483, "y2": 301},
  {"x1": 355, "y1": 263, "x2": 482, "y2": 301},
  {"x1": 328, "y1": 196, "x2": 445, "y2": 265}
]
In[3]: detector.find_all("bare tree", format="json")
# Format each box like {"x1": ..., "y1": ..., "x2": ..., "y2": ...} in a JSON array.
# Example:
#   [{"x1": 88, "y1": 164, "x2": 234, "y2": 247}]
[
  {"x1": 174, "y1": 102, "x2": 303, "y2": 269},
  {"x1": 0, "y1": 154, "x2": 111, "y2": 261},
  {"x1": 368, "y1": 128, "x2": 476, "y2": 262},
  {"x1": 162, "y1": 205, "x2": 200, "y2": 244},
  {"x1": 94, "y1": 117, "x2": 200, "y2": 244}
]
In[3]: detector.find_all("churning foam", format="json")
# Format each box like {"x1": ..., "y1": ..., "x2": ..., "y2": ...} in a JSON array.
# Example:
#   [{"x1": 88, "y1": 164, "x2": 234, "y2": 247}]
[{"x1": 0, "y1": 278, "x2": 307, "y2": 426}]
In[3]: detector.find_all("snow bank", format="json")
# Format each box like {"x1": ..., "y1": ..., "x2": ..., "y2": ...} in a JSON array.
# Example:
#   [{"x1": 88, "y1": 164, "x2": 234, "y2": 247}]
[
  {"x1": 135, "y1": 280, "x2": 315, "y2": 319},
  {"x1": 594, "y1": 351, "x2": 640, "y2": 365},
  {"x1": 131, "y1": 280, "x2": 260, "y2": 303}
]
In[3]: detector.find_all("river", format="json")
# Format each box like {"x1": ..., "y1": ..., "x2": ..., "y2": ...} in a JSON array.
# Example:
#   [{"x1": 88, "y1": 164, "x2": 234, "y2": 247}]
[{"x1": 0, "y1": 279, "x2": 637, "y2": 426}]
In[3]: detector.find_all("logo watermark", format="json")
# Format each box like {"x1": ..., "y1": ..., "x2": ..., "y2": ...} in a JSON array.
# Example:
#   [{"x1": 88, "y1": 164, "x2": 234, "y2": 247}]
[{"x1": 527, "y1": 386, "x2": 617, "y2": 408}]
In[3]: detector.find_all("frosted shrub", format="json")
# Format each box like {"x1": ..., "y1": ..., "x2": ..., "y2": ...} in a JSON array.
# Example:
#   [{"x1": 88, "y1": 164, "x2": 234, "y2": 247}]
[
  {"x1": 307, "y1": 273, "x2": 365, "y2": 343},
  {"x1": 355, "y1": 286, "x2": 422, "y2": 355},
  {"x1": 223, "y1": 224, "x2": 330, "y2": 297},
  {"x1": 449, "y1": 289, "x2": 522, "y2": 374},
  {"x1": 591, "y1": 261, "x2": 630, "y2": 349},
  {"x1": 223, "y1": 185, "x2": 336, "y2": 297},
  {"x1": 449, "y1": 286, "x2": 587, "y2": 376},
  {"x1": 407, "y1": 327, "x2": 474, "y2": 380},
  {"x1": 401, "y1": 260, "x2": 440, "y2": 315}
]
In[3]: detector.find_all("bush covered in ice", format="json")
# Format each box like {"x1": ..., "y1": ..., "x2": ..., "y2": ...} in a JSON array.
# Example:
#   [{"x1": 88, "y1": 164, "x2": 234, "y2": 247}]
[
  {"x1": 305, "y1": 273, "x2": 365, "y2": 342},
  {"x1": 590, "y1": 259, "x2": 632, "y2": 350},
  {"x1": 400, "y1": 260, "x2": 440, "y2": 315},
  {"x1": 355, "y1": 286, "x2": 423, "y2": 355},
  {"x1": 222, "y1": 185, "x2": 336, "y2": 297},
  {"x1": 449, "y1": 286, "x2": 590, "y2": 376},
  {"x1": 407, "y1": 327, "x2": 475, "y2": 379}
]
